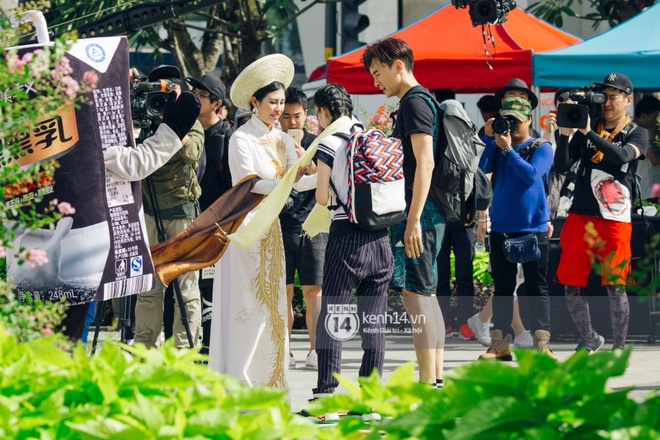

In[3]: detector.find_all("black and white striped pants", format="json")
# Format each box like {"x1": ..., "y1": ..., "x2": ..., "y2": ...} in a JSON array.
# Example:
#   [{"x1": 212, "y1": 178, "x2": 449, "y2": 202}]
[{"x1": 313, "y1": 220, "x2": 393, "y2": 395}]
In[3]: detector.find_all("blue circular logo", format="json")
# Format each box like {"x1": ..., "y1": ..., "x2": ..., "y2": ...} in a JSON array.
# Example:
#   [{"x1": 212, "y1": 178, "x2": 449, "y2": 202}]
[
  {"x1": 85, "y1": 43, "x2": 106, "y2": 63},
  {"x1": 131, "y1": 256, "x2": 142, "y2": 272}
]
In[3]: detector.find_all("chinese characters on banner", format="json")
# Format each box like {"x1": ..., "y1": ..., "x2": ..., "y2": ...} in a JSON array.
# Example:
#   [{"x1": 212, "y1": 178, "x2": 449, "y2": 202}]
[{"x1": 2, "y1": 37, "x2": 154, "y2": 305}]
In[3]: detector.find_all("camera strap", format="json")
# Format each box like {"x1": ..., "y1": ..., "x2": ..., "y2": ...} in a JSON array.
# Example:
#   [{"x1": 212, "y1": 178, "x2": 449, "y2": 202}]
[
  {"x1": 592, "y1": 115, "x2": 631, "y2": 163},
  {"x1": 491, "y1": 138, "x2": 548, "y2": 191}
]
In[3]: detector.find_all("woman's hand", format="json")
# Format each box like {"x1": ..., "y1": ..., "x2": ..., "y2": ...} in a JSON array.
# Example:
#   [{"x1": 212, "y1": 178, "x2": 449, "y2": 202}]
[{"x1": 295, "y1": 164, "x2": 309, "y2": 183}]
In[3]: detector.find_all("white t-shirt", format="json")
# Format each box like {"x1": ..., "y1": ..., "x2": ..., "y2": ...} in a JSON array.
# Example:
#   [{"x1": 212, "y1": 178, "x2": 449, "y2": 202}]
[{"x1": 316, "y1": 132, "x2": 351, "y2": 221}]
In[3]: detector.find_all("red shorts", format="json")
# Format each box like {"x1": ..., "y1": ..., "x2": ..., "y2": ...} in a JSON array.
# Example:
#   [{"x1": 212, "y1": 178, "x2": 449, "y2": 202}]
[{"x1": 556, "y1": 213, "x2": 632, "y2": 287}]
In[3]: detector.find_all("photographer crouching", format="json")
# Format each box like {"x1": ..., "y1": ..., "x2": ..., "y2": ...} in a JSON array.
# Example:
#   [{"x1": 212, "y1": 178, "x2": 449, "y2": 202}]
[
  {"x1": 555, "y1": 72, "x2": 648, "y2": 353},
  {"x1": 104, "y1": 64, "x2": 204, "y2": 349},
  {"x1": 477, "y1": 97, "x2": 554, "y2": 361}
]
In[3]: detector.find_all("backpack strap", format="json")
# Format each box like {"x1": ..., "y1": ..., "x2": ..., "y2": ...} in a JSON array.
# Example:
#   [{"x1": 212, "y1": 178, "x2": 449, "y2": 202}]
[
  {"x1": 399, "y1": 87, "x2": 446, "y2": 158},
  {"x1": 326, "y1": 130, "x2": 354, "y2": 214},
  {"x1": 491, "y1": 138, "x2": 550, "y2": 193}
]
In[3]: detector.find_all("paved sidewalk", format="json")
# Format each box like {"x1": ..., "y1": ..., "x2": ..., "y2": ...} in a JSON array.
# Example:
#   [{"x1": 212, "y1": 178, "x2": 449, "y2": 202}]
[{"x1": 287, "y1": 330, "x2": 660, "y2": 414}]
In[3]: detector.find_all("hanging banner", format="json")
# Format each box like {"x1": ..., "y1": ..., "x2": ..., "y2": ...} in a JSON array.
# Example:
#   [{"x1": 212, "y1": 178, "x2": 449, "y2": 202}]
[{"x1": 2, "y1": 36, "x2": 154, "y2": 305}]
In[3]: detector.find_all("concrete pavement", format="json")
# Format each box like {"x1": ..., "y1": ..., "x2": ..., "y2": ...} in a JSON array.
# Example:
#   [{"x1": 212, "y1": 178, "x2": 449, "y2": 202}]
[
  {"x1": 287, "y1": 330, "x2": 660, "y2": 413},
  {"x1": 91, "y1": 327, "x2": 659, "y2": 412}
]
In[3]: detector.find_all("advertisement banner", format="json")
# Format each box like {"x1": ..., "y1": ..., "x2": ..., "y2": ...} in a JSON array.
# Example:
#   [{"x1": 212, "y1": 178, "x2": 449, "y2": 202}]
[{"x1": 2, "y1": 36, "x2": 154, "y2": 305}]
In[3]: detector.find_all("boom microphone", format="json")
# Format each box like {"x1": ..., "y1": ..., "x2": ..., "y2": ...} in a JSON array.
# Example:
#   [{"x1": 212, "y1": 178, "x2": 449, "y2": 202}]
[{"x1": 136, "y1": 79, "x2": 174, "y2": 92}]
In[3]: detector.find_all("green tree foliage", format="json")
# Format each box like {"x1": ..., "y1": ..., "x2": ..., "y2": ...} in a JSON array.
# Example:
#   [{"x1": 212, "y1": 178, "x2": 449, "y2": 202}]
[
  {"x1": 528, "y1": 0, "x2": 657, "y2": 29},
  {"x1": 1, "y1": 8, "x2": 97, "y2": 338},
  {"x1": 40, "y1": 0, "x2": 338, "y2": 91}
]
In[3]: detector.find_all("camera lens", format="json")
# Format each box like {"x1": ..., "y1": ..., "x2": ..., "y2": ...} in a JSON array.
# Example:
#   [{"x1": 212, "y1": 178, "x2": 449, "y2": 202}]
[
  {"x1": 150, "y1": 96, "x2": 166, "y2": 112},
  {"x1": 492, "y1": 117, "x2": 509, "y2": 135},
  {"x1": 470, "y1": 0, "x2": 497, "y2": 24},
  {"x1": 565, "y1": 107, "x2": 583, "y2": 125},
  {"x1": 146, "y1": 93, "x2": 168, "y2": 118}
]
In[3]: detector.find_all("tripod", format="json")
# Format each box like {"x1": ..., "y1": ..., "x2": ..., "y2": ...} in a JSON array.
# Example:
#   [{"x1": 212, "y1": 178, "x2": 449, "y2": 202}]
[
  {"x1": 138, "y1": 124, "x2": 195, "y2": 349},
  {"x1": 144, "y1": 175, "x2": 195, "y2": 348},
  {"x1": 90, "y1": 294, "x2": 135, "y2": 355}
]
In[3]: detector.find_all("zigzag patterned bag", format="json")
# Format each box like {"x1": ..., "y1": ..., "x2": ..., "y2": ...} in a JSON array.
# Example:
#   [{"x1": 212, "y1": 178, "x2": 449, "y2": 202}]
[{"x1": 331, "y1": 127, "x2": 406, "y2": 231}]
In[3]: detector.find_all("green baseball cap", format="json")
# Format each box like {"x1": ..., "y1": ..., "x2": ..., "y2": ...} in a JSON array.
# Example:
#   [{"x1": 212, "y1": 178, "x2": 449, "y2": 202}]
[{"x1": 500, "y1": 97, "x2": 532, "y2": 122}]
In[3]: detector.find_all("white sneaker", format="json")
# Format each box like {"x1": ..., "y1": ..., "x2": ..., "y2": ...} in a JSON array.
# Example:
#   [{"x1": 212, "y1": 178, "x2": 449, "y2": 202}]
[
  {"x1": 289, "y1": 352, "x2": 296, "y2": 369},
  {"x1": 299, "y1": 409, "x2": 340, "y2": 423},
  {"x1": 300, "y1": 396, "x2": 340, "y2": 424},
  {"x1": 305, "y1": 350, "x2": 318, "y2": 370},
  {"x1": 467, "y1": 313, "x2": 492, "y2": 347},
  {"x1": 513, "y1": 330, "x2": 533, "y2": 348},
  {"x1": 348, "y1": 410, "x2": 382, "y2": 422}
]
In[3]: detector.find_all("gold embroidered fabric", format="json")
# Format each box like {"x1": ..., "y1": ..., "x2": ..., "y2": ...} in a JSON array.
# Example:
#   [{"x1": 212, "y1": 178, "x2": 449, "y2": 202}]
[
  {"x1": 252, "y1": 222, "x2": 286, "y2": 388},
  {"x1": 257, "y1": 135, "x2": 287, "y2": 178}
]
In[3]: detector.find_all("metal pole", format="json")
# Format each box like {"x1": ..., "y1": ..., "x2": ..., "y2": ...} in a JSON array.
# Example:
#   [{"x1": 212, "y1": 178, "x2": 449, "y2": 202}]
[{"x1": 325, "y1": 1, "x2": 337, "y2": 60}]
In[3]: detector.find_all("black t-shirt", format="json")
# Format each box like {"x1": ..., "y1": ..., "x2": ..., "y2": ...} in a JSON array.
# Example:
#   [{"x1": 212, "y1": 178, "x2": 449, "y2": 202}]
[
  {"x1": 567, "y1": 122, "x2": 648, "y2": 221},
  {"x1": 280, "y1": 130, "x2": 318, "y2": 232},
  {"x1": 199, "y1": 119, "x2": 234, "y2": 212},
  {"x1": 392, "y1": 86, "x2": 436, "y2": 206}
]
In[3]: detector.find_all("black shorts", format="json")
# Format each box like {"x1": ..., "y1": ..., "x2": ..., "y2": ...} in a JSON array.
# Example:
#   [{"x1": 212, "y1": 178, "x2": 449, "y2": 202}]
[{"x1": 282, "y1": 230, "x2": 328, "y2": 286}]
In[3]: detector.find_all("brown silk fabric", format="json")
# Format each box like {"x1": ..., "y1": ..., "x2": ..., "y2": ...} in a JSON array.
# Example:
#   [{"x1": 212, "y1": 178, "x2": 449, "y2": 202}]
[{"x1": 150, "y1": 175, "x2": 265, "y2": 286}]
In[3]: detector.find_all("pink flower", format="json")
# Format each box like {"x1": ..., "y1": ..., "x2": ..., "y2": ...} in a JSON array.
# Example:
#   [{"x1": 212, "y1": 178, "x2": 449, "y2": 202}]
[
  {"x1": 0, "y1": 245, "x2": 6, "y2": 259},
  {"x1": 82, "y1": 71, "x2": 99, "y2": 89},
  {"x1": 20, "y1": 249, "x2": 49, "y2": 267},
  {"x1": 305, "y1": 115, "x2": 321, "y2": 135},
  {"x1": 6, "y1": 53, "x2": 27, "y2": 75},
  {"x1": 60, "y1": 76, "x2": 80, "y2": 99},
  {"x1": 43, "y1": 327, "x2": 53, "y2": 336},
  {"x1": 651, "y1": 183, "x2": 660, "y2": 199},
  {"x1": 57, "y1": 201, "x2": 76, "y2": 215}
]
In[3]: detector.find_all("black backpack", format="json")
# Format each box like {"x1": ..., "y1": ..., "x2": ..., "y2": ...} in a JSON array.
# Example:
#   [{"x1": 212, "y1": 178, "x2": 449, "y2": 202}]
[{"x1": 198, "y1": 120, "x2": 233, "y2": 189}]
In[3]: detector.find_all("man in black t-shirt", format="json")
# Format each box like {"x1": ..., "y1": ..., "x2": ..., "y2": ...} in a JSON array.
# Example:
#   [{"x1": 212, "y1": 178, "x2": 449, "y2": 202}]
[
  {"x1": 362, "y1": 38, "x2": 446, "y2": 389},
  {"x1": 186, "y1": 73, "x2": 235, "y2": 353},
  {"x1": 279, "y1": 86, "x2": 325, "y2": 370},
  {"x1": 555, "y1": 72, "x2": 648, "y2": 353}
]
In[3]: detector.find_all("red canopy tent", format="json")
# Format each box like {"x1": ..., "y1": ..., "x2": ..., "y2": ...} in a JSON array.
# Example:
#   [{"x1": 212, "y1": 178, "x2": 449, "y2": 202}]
[{"x1": 327, "y1": 5, "x2": 581, "y2": 94}]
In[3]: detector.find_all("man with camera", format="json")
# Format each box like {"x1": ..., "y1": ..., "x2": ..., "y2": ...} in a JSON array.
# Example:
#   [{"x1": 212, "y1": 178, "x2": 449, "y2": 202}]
[
  {"x1": 555, "y1": 72, "x2": 648, "y2": 353},
  {"x1": 185, "y1": 73, "x2": 235, "y2": 354},
  {"x1": 278, "y1": 86, "x2": 324, "y2": 370},
  {"x1": 475, "y1": 97, "x2": 555, "y2": 361},
  {"x1": 135, "y1": 65, "x2": 205, "y2": 349}
]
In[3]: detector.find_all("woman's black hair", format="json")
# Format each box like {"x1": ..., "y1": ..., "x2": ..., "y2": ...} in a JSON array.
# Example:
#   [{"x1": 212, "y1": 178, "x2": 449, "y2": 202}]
[
  {"x1": 313, "y1": 83, "x2": 353, "y2": 122},
  {"x1": 251, "y1": 81, "x2": 286, "y2": 108}
]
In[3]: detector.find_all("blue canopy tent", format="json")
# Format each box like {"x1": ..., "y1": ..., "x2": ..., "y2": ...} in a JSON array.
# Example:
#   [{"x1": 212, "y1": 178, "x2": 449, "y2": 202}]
[{"x1": 533, "y1": 3, "x2": 660, "y2": 90}]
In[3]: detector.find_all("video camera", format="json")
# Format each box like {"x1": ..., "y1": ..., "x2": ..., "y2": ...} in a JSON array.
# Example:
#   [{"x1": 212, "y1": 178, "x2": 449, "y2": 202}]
[
  {"x1": 451, "y1": 0, "x2": 516, "y2": 26},
  {"x1": 492, "y1": 115, "x2": 519, "y2": 135},
  {"x1": 556, "y1": 85, "x2": 607, "y2": 129},
  {"x1": 130, "y1": 78, "x2": 174, "y2": 129}
]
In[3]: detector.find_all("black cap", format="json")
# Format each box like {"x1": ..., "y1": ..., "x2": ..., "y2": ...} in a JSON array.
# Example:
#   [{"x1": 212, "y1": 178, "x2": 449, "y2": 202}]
[
  {"x1": 477, "y1": 94, "x2": 498, "y2": 113},
  {"x1": 148, "y1": 65, "x2": 181, "y2": 82},
  {"x1": 186, "y1": 74, "x2": 226, "y2": 101},
  {"x1": 494, "y1": 78, "x2": 538, "y2": 110},
  {"x1": 595, "y1": 72, "x2": 633, "y2": 95}
]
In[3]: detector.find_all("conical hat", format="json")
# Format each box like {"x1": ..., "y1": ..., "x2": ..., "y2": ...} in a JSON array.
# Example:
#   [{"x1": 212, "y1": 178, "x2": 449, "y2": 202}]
[{"x1": 230, "y1": 54, "x2": 294, "y2": 109}]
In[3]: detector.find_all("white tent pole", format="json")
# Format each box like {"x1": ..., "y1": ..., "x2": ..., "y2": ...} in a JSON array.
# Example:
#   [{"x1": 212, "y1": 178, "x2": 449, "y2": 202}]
[{"x1": 532, "y1": 85, "x2": 542, "y2": 136}]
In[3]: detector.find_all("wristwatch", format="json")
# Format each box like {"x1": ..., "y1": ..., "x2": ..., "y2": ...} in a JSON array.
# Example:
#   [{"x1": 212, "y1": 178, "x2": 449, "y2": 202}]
[{"x1": 500, "y1": 146, "x2": 512, "y2": 156}]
